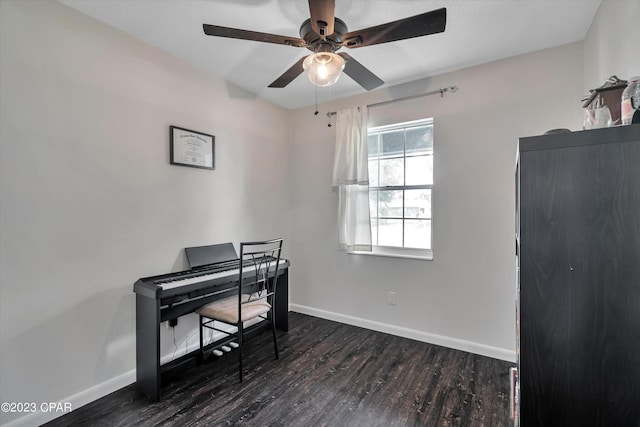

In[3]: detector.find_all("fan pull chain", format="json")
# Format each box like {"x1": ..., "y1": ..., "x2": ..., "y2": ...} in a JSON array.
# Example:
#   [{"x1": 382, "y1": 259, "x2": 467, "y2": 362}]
[
  {"x1": 314, "y1": 57, "x2": 319, "y2": 116},
  {"x1": 314, "y1": 82, "x2": 319, "y2": 116}
]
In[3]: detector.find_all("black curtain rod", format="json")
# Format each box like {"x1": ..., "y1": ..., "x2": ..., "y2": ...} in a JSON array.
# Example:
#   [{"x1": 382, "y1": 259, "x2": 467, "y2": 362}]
[{"x1": 326, "y1": 85, "x2": 458, "y2": 117}]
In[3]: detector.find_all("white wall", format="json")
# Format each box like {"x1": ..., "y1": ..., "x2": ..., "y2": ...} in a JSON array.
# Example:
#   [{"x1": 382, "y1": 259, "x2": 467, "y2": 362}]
[
  {"x1": 1, "y1": 0, "x2": 637, "y2": 425},
  {"x1": 288, "y1": 42, "x2": 585, "y2": 362},
  {"x1": 0, "y1": 1, "x2": 289, "y2": 425},
  {"x1": 583, "y1": 0, "x2": 640, "y2": 91}
]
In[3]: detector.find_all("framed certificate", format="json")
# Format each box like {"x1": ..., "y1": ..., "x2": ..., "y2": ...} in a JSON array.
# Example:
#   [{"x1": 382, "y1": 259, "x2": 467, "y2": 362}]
[{"x1": 170, "y1": 126, "x2": 215, "y2": 170}]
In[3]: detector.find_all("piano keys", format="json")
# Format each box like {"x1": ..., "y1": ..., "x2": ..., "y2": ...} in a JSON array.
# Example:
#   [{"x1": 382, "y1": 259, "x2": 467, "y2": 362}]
[{"x1": 133, "y1": 242, "x2": 290, "y2": 401}]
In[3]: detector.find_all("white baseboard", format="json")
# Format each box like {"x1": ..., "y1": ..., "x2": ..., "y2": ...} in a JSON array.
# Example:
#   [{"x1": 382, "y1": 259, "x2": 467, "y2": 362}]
[
  {"x1": 290, "y1": 303, "x2": 516, "y2": 363},
  {"x1": 1, "y1": 370, "x2": 136, "y2": 427}
]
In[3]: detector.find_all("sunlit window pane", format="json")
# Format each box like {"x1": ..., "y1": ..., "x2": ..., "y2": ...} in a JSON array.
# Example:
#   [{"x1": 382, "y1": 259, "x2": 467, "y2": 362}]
[
  {"x1": 404, "y1": 189, "x2": 431, "y2": 218},
  {"x1": 379, "y1": 190, "x2": 403, "y2": 218},
  {"x1": 379, "y1": 158, "x2": 404, "y2": 186},
  {"x1": 378, "y1": 219, "x2": 403, "y2": 247},
  {"x1": 405, "y1": 155, "x2": 433, "y2": 186},
  {"x1": 406, "y1": 126, "x2": 433, "y2": 155},
  {"x1": 404, "y1": 219, "x2": 431, "y2": 249},
  {"x1": 381, "y1": 131, "x2": 403, "y2": 156}
]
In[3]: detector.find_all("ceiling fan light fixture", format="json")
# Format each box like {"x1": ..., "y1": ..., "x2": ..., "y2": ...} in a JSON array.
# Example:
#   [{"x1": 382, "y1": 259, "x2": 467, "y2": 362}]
[{"x1": 303, "y1": 52, "x2": 345, "y2": 87}]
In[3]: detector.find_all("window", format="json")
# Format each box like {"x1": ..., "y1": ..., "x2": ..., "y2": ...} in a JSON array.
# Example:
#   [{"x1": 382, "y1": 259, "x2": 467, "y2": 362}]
[{"x1": 366, "y1": 118, "x2": 433, "y2": 259}]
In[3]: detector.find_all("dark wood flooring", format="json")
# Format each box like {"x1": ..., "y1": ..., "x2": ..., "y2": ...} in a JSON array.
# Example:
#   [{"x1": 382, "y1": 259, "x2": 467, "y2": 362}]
[{"x1": 44, "y1": 313, "x2": 514, "y2": 426}]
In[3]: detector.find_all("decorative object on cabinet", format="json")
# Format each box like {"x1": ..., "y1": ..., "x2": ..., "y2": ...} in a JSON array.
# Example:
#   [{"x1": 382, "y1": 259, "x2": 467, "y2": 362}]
[
  {"x1": 582, "y1": 75, "x2": 627, "y2": 125},
  {"x1": 543, "y1": 128, "x2": 571, "y2": 135}
]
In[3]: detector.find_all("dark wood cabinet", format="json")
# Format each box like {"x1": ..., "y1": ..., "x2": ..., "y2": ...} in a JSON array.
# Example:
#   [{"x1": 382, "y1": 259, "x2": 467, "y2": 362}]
[{"x1": 517, "y1": 125, "x2": 640, "y2": 427}]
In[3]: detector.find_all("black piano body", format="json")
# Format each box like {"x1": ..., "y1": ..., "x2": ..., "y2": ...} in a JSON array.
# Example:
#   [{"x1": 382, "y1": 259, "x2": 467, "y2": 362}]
[{"x1": 133, "y1": 243, "x2": 290, "y2": 401}]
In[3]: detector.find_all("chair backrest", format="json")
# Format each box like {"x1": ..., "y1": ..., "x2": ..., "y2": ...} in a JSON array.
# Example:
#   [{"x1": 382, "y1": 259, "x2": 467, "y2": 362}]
[{"x1": 238, "y1": 238, "x2": 283, "y2": 308}]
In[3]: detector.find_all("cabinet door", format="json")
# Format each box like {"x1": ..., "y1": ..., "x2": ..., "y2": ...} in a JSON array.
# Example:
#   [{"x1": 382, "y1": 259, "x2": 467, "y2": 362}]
[{"x1": 519, "y1": 139, "x2": 640, "y2": 426}]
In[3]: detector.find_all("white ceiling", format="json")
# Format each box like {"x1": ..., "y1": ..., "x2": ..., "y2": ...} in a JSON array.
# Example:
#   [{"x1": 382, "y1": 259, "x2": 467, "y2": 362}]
[{"x1": 58, "y1": 0, "x2": 601, "y2": 110}]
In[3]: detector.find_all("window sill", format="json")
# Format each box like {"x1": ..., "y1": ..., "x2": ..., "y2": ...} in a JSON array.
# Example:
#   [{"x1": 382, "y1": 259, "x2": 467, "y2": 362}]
[{"x1": 350, "y1": 246, "x2": 433, "y2": 261}]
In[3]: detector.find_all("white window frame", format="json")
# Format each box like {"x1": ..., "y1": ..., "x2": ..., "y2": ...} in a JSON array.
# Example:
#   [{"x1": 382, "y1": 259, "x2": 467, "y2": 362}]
[{"x1": 353, "y1": 118, "x2": 434, "y2": 260}]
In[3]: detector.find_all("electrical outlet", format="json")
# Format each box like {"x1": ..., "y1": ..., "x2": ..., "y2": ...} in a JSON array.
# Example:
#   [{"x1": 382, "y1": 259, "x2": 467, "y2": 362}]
[{"x1": 388, "y1": 291, "x2": 397, "y2": 305}]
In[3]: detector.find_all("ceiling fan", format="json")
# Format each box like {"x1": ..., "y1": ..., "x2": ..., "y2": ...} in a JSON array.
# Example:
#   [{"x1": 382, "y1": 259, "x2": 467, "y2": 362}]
[{"x1": 202, "y1": 0, "x2": 446, "y2": 91}]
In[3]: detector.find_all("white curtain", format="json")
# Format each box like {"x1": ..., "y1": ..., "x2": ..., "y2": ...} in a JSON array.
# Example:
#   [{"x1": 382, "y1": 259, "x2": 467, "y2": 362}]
[{"x1": 332, "y1": 106, "x2": 372, "y2": 252}]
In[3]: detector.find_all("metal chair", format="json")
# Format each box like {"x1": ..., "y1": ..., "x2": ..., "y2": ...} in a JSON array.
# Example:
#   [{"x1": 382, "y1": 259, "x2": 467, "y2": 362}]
[{"x1": 195, "y1": 238, "x2": 283, "y2": 381}]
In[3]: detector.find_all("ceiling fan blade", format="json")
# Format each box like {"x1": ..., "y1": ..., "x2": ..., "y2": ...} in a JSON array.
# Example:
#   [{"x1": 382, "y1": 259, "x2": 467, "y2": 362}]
[
  {"x1": 268, "y1": 57, "x2": 307, "y2": 88},
  {"x1": 203, "y1": 24, "x2": 307, "y2": 48},
  {"x1": 341, "y1": 7, "x2": 446, "y2": 48},
  {"x1": 338, "y1": 52, "x2": 384, "y2": 91},
  {"x1": 308, "y1": 0, "x2": 335, "y2": 37}
]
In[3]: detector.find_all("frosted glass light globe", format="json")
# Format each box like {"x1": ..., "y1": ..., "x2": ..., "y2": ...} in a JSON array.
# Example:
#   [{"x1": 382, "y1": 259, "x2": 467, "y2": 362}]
[{"x1": 303, "y1": 52, "x2": 345, "y2": 87}]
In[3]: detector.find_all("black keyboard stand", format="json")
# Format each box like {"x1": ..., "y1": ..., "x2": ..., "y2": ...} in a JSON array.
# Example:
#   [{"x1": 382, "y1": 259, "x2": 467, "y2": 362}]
[{"x1": 133, "y1": 262, "x2": 289, "y2": 401}]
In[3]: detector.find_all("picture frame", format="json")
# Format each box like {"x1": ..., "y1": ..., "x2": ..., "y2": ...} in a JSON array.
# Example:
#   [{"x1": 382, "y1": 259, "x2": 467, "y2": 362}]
[{"x1": 169, "y1": 125, "x2": 215, "y2": 170}]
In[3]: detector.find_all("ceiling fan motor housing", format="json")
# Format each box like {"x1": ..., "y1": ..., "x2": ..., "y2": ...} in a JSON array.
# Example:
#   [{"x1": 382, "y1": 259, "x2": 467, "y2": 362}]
[{"x1": 300, "y1": 17, "x2": 348, "y2": 52}]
